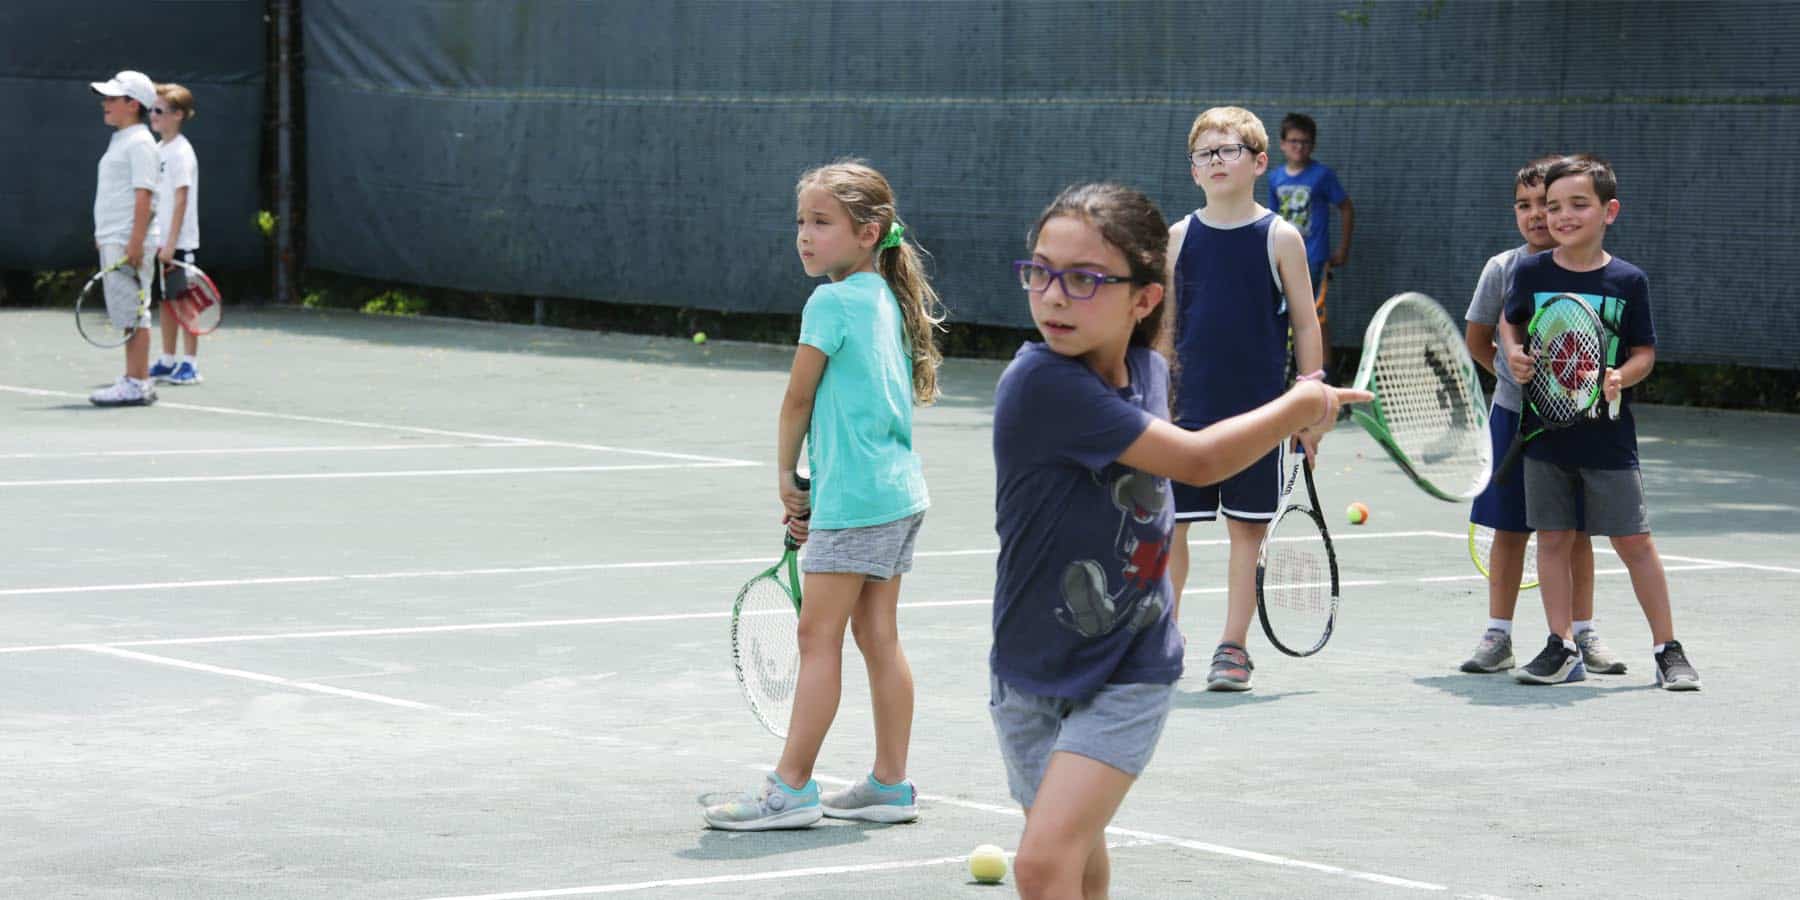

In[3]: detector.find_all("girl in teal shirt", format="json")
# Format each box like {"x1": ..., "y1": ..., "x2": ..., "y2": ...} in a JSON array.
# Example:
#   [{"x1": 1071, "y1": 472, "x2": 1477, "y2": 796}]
[{"x1": 704, "y1": 160, "x2": 944, "y2": 831}]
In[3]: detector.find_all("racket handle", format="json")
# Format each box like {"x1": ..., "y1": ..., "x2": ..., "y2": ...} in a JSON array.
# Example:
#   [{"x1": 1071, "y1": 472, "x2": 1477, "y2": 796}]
[
  {"x1": 1608, "y1": 395, "x2": 1621, "y2": 420},
  {"x1": 1494, "y1": 437, "x2": 1526, "y2": 485}
]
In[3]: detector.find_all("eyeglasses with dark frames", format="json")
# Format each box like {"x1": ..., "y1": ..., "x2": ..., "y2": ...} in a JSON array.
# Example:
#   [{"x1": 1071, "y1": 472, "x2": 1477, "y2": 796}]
[
  {"x1": 1013, "y1": 261, "x2": 1140, "y2": 301},
  {"x1": 1189, "y1": 143, "x2": 1253, "y2": 166}
]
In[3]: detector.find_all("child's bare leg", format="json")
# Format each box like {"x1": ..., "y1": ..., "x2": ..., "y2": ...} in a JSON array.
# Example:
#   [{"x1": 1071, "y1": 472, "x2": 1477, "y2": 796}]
[
  {"x1": 124, "y1": 328, "x2": 151, "y2": 380},
  {"x1": 1611, "y1": 533, "x2": 1674, "y2": 644},
  {"x1": 183, "y1": 329, "x2": 198, "y2": 357},
  {"x1": 1487, "y1": 529, "x2": 1530, "y2": 621},
  {"x1": 1219, "y1": 518, "x2": 1267, "y2": 647},
  {"x1": 1536, "y1": 529, "x2": 1578, "y2": 640},
  {"x1": 850, "y1": 575, "x2": 912, "y2": 784},
  {"x1": 160, "y1": 306, "x2": 180, "y2": 356},
  {"x1": 1570, "y1": 532, "x2": 1597, "y2": 622},
  {"x1": 1168, "y1": 522, "x2": 1191, "y2": 624},
  {"x1": 1080, "y1": 830, "x2": 1110, "y2": 900},
  {"x1": 1013, "y1": 752, "x2": 1133, "y2": 900},
  {"x1": 774, "y1": 572, "x2": 863, "y2": 788}
]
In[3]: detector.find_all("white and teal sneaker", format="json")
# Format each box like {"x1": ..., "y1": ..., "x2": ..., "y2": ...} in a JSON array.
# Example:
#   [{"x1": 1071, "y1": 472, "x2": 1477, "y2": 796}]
[
  {"x1": 822, "y1": 774, "x2": 919, "y2": 823},
  {"x1": 701, "y1": 772, "x2": 822, "y2": 831}
]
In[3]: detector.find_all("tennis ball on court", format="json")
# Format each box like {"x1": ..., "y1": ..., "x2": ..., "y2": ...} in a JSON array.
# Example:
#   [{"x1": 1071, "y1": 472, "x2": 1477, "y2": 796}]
[
  {"x1": 969, "y1": 844, "x2": 1007, "y2": 884},
  {"x1": 692, "y1": 331, "x2": 707, "y2": 344},
  {"x1": 1346, "y1": 501, "x2": 1370, "y2": 525}
]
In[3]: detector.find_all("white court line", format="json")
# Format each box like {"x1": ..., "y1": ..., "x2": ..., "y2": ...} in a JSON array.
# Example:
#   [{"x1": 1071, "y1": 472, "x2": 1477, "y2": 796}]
[
  {"x1": 0, "y1": 461, "x2": 750, "y2": 488},
  {"x1": 0, "y1": 531, "x2": 1447, "y2": 599},
  {"x1": 77, "y1": 645, "x2": 437, "y2": 710},
  {"x1": 0, "y1": 441, "x2": 535, "y2": 460},
  {"x1": 0, "y1": 383, "x2": 751, "y2": 465}
]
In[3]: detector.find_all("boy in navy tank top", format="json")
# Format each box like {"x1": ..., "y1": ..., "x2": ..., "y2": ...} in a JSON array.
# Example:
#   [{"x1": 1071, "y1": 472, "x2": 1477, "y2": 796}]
[{"x1": 1161, "y1": 107, "x2": 1325, "y2": 692}]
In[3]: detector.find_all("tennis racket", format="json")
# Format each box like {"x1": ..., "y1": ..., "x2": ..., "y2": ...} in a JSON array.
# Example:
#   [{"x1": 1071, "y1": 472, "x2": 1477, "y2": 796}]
[
  {"x1": 162, "y1": 259, "x2": 222, "y2": 336},
  {"x1": 74, "y1": 259, "x2": 149, "y2": 349},
  {"x1": 1470, "y1": 523, "x2": 1538, "y2": 590},
  {"x1": 1256, "y1": 442, "x2": 1341, "y2": 657},
  {"x1": 1346, "y1": 292, "x2": 1491, "y2": 502},
  {"x1": 731, "y1": 474, "x2": 809, "y2": 738},
  {"x1": 1492, "y1": 293, "x2": 1614, "y2": 483}
]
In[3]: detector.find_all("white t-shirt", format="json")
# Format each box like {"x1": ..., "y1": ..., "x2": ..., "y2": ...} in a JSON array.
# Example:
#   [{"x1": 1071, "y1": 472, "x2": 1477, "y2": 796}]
[
  {"x1": 94, "y1": 124, "x2": 160, "y2": 246},
  {"x1": 155, "y1": 134, "x2": 200, "y2": 251}
]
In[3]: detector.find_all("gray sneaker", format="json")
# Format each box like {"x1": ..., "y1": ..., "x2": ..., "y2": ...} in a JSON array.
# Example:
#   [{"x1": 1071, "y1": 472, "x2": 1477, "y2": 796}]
[
  {"x1": 822, "y1": 774, "x2": 919, "y2": 823},
  {"x1": 1460, "y1": 628, "x2": 1515, "y2": 673},
  {"x1": 1576, "y1": 628, "x2": 1627, "y2": 674},
  {"x1": 701, "y1": 772, "x2": 822, "y2": 831},
  {"x1": 1205, "y1": 642, "x2": 1254, "y2": 691}
]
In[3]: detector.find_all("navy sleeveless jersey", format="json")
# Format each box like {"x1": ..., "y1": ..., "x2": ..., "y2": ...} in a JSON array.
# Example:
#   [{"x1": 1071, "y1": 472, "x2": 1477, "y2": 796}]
[{"x1": 1172, "y1": 211, "x2": 1289, "y2": 428}]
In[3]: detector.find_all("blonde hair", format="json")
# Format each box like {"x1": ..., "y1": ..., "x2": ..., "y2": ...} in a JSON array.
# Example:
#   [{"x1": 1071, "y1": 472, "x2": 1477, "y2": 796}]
[
  {"x1": 156, "y1": 83, "x2": 196, "y2": 121},
  {"x1": 1187, "y1": 106, "x2": 1267, "y2": 155},
  {"x1": 795, "y1": 160, "x2": 946, "y2": 405}
]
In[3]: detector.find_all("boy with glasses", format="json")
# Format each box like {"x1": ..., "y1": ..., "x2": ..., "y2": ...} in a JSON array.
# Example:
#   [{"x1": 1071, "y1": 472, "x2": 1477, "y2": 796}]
[
  {"x1": 1268, "y1": 113, "x2": 1354, "y2": 370},
  {"x1": 1161, "y1": 107, "x2": 1324, "y2": 692}
]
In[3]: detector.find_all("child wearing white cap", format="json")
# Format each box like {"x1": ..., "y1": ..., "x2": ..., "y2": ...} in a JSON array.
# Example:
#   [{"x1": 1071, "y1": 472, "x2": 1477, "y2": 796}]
[{"x1": 88, "y1": 70, "x2": 161, "y2": 407}]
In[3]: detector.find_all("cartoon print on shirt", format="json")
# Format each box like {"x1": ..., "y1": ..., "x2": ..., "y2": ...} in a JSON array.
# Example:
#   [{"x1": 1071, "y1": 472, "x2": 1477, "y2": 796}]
[
  {"x1": 1276, "y1": 183, "x2": 1313, "y2": 233},
  {"x1": 1055, "y1": 468, "x2": 1172, "y2": 638}
]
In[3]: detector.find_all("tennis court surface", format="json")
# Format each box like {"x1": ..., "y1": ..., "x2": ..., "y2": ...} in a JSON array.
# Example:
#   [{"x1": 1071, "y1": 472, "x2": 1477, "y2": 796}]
[{"x1": 4, "y1": 306, "x2": 1796, "y2": 899}]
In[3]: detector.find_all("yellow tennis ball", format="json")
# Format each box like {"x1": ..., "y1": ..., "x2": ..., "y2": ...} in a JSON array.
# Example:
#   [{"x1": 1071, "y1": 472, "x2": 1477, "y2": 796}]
[
  {"x1": 692, "y1": 331, "x2": 708, "y2": 344},
  {"x1": 968, "y1": 844, "x2": 1007, "y2": 885},
  {"x1": 1346, "y1": 501, "x2": 1370, "y2": 525}
]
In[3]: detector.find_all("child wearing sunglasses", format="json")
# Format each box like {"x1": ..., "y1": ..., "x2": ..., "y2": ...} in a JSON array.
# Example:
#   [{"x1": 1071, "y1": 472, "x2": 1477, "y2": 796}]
[{"x1": 148, "y1": 83, "x2": 204, "y2": 386}]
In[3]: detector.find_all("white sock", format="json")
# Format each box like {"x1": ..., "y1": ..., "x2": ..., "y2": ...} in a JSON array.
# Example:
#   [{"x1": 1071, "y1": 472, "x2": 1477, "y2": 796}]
[
  {"x1": 1561, "y1": 638, "x2": 1578, "y2": 652},
  {"x1": 157, "y1": 353, "x2": 175, "y2": 366},
  {"x1": 1653, "y1": 642, "x2": 1667, "y2": 654},
  {"x1": 178, "y1": 354, "x2": 194, "y2": 365},
  {"x1": 1487, "y1": 618, "x2": 1512, "y2": 634},
  {"x1": 130, "y1": 377, "x2": 153, "y2": 389},
  {"x1": 1573, "y1": 619, "x2": 1594, "y2": 635}
]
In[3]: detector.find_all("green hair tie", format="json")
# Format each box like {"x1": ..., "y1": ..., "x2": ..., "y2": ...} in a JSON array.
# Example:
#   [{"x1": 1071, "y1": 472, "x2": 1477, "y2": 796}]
[{"x1": 878, "y1": 221, "x2": 905, "y2": 251}]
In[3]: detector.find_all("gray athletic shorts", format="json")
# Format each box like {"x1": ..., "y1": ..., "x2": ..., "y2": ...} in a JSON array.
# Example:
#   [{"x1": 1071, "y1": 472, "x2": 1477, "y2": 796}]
[
  {"x1": 801, "y1": 511, "x2": 924, "y2": 580},
  {"x1": 1523, "y1": 459, "x2": 1649, "y2": 536},
  {"x1": 97, "y1": 244, "x2": 153, "y2": 330},
  {"x1": 988, "y1": 674, "x2": 1173, "y2": 809}
]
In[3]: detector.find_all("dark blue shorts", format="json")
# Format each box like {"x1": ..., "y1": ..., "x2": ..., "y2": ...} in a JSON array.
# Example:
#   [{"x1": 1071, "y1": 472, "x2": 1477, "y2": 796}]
[
  {"x1": 1173, "y1": 443, "x2": 1281, "y2": 523},
  {"x1": 1470, "y1": 405, "x2": 1530, "y2": 532}
]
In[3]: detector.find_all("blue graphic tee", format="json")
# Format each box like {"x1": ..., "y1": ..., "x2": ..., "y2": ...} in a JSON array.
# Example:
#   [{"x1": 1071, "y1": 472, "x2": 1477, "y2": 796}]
[
  {"x1": 1268, "y1": 162, "x2": 1347, "y2": 266},
  {"x1": 1503, "y1": 252, "x2": 1655, "y2": 470},
  {"x1": 990, "y1": 342, "x2": 1185, "y2": 700}
]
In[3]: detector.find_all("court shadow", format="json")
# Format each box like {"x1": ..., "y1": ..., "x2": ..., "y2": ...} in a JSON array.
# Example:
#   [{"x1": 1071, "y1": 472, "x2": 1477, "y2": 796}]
[
  {"x1": 679, "y1": 820, "x2": 887, "y2": 861},
  {"x1": 1414, "y1": 673, "x2": 1650, "y2": 707},
  {"x1": 1170, "y1": 688, "x2": 1318, "y2": 709}
]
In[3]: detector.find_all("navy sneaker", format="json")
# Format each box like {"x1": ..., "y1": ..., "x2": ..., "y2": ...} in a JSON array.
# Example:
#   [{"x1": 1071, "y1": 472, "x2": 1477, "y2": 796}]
[
  {"x1": 1514, "y1": 634, "x2": 1586, "y2": 685},
  {"x1": 147, "y1": 358, "x2": 178, "y2": 382},
  {"x1": 166, "y1": 360, "x2": 203, "y2": 385}
]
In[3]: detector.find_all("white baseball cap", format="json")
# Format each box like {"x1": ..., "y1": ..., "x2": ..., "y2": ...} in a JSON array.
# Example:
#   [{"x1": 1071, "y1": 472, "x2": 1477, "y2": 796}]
[{"x1": 90, "y1": 70, "x2": 157, "y2": 111}]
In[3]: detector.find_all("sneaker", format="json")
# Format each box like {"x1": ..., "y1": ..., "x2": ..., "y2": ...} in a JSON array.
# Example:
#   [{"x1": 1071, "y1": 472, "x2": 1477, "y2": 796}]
[
  {"x1": 701, "y1": 772, "x2": 822, "y2": 831},
  {"x1": 1654, "y1": 640, "x2": 1701, "y2": 691},
  {"x1": 1460, "y1": 628, "x2": 1515, "y2": 673},
  {"x1": 147, "y1": 358, "x2": 178, "y2": 382},
  {"x1": 822, "y1": 774, "x2": 919, "y2": 823},
  {"x1": 89, "y1": 377, "x2": 156, "y2": 408},
  {"x1": 1205, "y1": 642, "x2": 1254, "y2": 692},
  {"x1": 1514, "y1": 634, "x2": 1586, "y2": 684},
  {"x1": 1576, "y1": 628, "x2": 1627, "y2": 675},
  {"x1": 165, "y1": 360, "x2": 203, "y2": 385}
]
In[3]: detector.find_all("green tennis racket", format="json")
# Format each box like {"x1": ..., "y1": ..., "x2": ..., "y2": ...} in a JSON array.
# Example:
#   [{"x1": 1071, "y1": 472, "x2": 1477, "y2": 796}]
[
  {"x1": 1347, "y1": 292, "x2": 1492, "y2": 502},
  {"x1": 730, "y1": 474, "x2": 809, "y2": 738},
  {"x1": 1493, "y1": 293, "x2": 1614, "y2": 483},
  {"x1": 1470, "y1": 523, "x2": 1538, "y2": 591}
]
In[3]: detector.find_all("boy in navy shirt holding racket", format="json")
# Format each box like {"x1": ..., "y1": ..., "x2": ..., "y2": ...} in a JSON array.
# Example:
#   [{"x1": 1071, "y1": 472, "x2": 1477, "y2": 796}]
[{"x1": 1499, "y1": 154, "x2": 1698, "y2": 690}]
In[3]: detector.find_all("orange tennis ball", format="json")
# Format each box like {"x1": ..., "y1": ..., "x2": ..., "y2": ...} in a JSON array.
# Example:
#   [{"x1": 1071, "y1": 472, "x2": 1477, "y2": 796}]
[{"x1": 1346, "y1": 501, "x2": 1370, "y2": 525}]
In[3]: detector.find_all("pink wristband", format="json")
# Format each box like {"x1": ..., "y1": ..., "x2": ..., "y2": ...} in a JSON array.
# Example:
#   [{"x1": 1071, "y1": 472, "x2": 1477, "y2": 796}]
[{"x1": 1295, "y1": 369, "x2": 1326, "y2": 383}]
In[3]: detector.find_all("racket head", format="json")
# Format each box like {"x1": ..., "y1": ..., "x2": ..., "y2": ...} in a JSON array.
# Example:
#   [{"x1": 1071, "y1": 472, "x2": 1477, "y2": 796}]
[
  {"x1": 730, "y1": 550, "x2": 802, "y2": 739},
  {"x1": 1256, "y1": 501, "x2": 1339, "y2": 658},
  {"x1": 165, "y1": 260, "x2": 222, "y2": 335},
  {"x1": 74, "y1": 266, "x2": 139, "y2": 349},
  {"x1": 1350, "y1": 292, "x2": 1492, "y2": 502},
  {"x1": 1469, "y1": 523, "x2": 1538, "y2": 590},
  {"x1": 1524, "y1": 293, "x2": 1605, "y2": 427}
]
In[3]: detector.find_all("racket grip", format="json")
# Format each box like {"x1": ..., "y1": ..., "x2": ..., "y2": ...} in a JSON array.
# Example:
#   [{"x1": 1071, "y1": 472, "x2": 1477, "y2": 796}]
[
  {"x1": 1608, "y1": 395, "x2": 1621, "y2": 420},
  {"x1": 1494, "y1": 439, "x2": 1526, "y2": 485}
]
